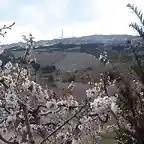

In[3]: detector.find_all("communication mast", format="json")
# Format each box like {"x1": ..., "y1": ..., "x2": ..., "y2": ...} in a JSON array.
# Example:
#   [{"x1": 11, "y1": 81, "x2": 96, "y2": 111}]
[
  {"x1": 72, "y1": 31, "x2": 74, "y2": 37},
  {"x1": 59, "y1": 29, "x2": 63, "y2": 39}
]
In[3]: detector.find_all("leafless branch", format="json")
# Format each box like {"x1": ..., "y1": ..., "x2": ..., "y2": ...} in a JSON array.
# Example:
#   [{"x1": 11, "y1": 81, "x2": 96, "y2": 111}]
[{"x1": 0, "y1": 22, "x2": 15, "y2": 37}]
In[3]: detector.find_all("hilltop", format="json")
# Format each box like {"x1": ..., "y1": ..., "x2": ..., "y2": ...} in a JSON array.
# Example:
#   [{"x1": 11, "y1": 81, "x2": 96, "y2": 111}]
[{"x1": 0, "y1": 34, "x2": 138, "y2": 49}]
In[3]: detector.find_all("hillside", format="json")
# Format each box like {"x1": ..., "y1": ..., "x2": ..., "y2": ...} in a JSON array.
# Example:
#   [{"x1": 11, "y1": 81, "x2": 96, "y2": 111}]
[
  {"x1": 0, "y1": 34, "x2": 141, "y2": 75},
  {"x1": 12, "y1": 51, "x2": 100, "y2": 71},
  {"x1": 0, "y1": 34, "x2": 138, "y2": 49}
]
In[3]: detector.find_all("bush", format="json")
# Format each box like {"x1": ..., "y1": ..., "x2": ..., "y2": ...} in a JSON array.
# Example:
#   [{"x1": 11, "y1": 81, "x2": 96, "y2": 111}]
[
  {"x1": 41, "y1": 65, "x2": 56, "y2": 73},
  {"x1": 32, "y1": 63, "x2": 40, "y2": 71},
  {"x1": 67, "y1": 74, "x2": 75, "y2": 82},
  {"x1": 48, "y1": 74, "x2": 54, "y2": 82}
]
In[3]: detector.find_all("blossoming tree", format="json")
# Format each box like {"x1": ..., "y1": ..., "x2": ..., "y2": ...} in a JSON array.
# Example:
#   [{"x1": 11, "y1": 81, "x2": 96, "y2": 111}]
[
  {"x1": 0, "y1": 3, "x2": 144, "y2": 144},
  {"x1": 0, "y1": 25, "x2": 118, "y2": 144}
]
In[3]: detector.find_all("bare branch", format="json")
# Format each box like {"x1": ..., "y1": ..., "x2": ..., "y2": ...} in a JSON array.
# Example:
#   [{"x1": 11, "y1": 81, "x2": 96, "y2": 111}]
[{"x1": 0, "y1": 22, "x2": 15, "y2": 37}]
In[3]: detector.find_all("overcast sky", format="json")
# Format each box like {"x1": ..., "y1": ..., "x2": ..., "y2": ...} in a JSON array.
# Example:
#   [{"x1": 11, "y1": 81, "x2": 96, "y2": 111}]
[{"x1": 0, "y1": 0, "x2": 143, "y2": 44}]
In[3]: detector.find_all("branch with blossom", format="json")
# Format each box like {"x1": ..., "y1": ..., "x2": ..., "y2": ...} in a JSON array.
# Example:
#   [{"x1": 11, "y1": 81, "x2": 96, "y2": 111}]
[
  {"x1": 0, "y1": 33, "x2": 119, "y2": 144},
  {"x1": 1, "y1": 4, "x2": 144, "y2": 144}
]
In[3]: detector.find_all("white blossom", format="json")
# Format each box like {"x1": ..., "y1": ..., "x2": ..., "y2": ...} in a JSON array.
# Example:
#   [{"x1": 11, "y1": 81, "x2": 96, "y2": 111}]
[
  {"x1": 78, "y1": 125, "x2": 83, "y2": 131},
  {"x1": 5, "y1": 62, "x2": 13, "y2": 70},
  {"x1": 0, "y1": 60, "x2": 2, "y2": 66},
  {"x1": 111, "y1": 102, "x2": 118, "y2": 114},
  {"x1": 0, "y1": 34, "x2": 132, "y2": 144}
]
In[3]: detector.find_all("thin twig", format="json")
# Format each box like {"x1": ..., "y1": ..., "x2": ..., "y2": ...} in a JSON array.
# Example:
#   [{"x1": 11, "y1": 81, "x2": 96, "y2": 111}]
[
  {"x1": 39, "y1": 102, "x2": 87, "y2": 144},
  {"x1": 0, "y1": 134, "x2": 18, "y2": 144}
]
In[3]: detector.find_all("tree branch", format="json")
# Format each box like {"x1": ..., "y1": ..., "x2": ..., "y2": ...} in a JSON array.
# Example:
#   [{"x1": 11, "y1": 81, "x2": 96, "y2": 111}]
[
  {"x1": 39, "y1": 102, "x2": 87, "y2": 144},
  {"x1": 0, "y1": 134, "x2": 18, "y2": 144},
  {"x1": 22, "y1": 105, "x2": 35, "y2": 144}
]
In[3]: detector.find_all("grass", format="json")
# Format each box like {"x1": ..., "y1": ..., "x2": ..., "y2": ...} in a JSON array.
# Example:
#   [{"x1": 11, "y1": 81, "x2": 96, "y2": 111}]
[
  {"x1": 82, "y1": 133, "x2": 116, "y2": 144},
  {"x1": 101, "y1": 137, "x2": 116, "y2": 144}
]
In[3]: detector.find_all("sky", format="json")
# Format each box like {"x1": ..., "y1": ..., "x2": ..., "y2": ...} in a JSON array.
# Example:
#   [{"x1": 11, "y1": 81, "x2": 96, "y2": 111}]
[{"x1": 0, "y1": 0, "x2": 143, "y2": 44}]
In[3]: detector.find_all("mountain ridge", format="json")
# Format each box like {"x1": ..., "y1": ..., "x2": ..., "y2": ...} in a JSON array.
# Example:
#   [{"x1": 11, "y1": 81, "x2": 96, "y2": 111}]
[{"x1": 0, "y1": 34, "x2": 139, "y2": 49}]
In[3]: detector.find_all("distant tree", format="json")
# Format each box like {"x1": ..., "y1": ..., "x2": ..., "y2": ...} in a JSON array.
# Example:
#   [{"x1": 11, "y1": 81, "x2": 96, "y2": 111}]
[
  {"x1": 48, "y1": 74, "x2": 54, "y2": 82},
  {"x1": 74, "y1": 69, "x2": 78, "y2": 73},
  {"x1": 0, "y1": 49, "x2": 15, "y2": 66},
  {"x1": 41, "y1": 65, "x2": 56, "y2": 73},
  {"x1": 32, "y1": 63, "x2": 40, "y2": 71},
  {"x1": 67, "y1": 74, "x2": 75, "y2": 82},
  {"x1": 86, "y1": 67, "x2": 93, "y2": 71}
]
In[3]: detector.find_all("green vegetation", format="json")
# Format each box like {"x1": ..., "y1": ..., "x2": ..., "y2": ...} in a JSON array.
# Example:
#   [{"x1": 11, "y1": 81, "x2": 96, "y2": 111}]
[{"x1": 101, "y1": 137, "x2": 116, "y2": 144}]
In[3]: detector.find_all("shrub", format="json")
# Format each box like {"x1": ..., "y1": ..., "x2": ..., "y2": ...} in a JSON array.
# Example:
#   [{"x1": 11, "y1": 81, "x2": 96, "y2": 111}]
[
  {"x1": 48, "y1": 74, "x2": 54, "y2": 82},
  {"x1": 41, "y1": 65, "x2": 56, "y2": 73},
  {"x1": 67, "y1": 74, "x2": 75, "y2": 82}
]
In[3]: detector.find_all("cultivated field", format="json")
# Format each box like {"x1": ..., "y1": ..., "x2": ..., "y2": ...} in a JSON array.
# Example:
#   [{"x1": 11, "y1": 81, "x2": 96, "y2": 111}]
[{"x1": 12, "y1": 51, "x2": 100, "y2": 71}]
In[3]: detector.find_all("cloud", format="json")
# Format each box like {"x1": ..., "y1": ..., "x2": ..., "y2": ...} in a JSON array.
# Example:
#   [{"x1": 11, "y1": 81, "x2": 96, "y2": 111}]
[
  {"x1": 64, "y1": 0, "x2": 100, "y2": 22},
  {"x1": 0, "y1": 0, "x2": 9, "y2": 8},
  {"x1": 0, "y1": 0, "x2": 144, "y2": 44}
]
